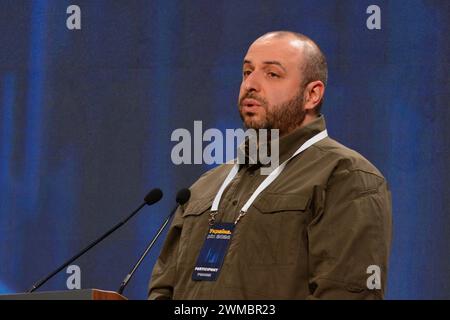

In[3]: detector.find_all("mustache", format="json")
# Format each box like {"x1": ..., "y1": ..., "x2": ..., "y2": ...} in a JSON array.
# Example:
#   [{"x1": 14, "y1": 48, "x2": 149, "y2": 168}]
[{"x1": 239, "y1": 93, "x2": 267, "y2": 107}]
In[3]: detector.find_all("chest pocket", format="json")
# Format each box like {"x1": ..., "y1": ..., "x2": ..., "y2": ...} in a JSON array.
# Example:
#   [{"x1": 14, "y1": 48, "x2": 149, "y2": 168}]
[
  {"x1": 177, "y1": 196, "x2": 214, "y2": 266},
  {"x1": 244, "y1": 192, "x2": 311, "y2": 266},
  {"x1": 182, "y1": 197, "x2": 213, "y2": 217}
]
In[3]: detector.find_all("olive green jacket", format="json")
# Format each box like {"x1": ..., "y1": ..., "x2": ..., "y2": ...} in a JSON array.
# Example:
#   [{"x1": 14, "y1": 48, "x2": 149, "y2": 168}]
[{"x1": 148, "y1": 115, "x2": 392, "y2": 299}]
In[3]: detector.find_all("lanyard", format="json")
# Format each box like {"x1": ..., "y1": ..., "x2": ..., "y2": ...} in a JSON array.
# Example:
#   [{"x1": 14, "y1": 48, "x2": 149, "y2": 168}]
[{"x1": 209, "y1": 130, "x2": 328, "y2": 225}]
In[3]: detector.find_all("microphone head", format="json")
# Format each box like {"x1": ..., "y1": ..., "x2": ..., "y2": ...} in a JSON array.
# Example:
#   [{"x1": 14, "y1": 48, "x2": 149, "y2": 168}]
[
  {"x1": 144, "y1": 188, "x2": 163, "y2": 205},
  {"x1": 176, "y1": 188, "x2": 191, "y2": 205}
]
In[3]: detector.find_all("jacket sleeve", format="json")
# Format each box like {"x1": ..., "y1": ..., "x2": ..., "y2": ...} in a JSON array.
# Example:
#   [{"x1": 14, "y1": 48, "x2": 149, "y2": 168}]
[
  {"x1": 306, "y1": 168, "x2": 392, "y2": 299},
  {"x1": 147, "y1": 208, "x2": 183, "y2": 300}
]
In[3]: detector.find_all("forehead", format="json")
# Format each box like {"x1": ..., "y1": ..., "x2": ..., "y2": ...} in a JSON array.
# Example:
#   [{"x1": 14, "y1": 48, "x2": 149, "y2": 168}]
[{"x1": 243, "y1": 36, "x2": 305, "y2": 68}]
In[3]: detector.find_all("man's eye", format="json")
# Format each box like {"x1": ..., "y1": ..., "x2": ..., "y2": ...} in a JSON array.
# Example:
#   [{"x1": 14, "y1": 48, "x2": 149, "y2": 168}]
[
  {"x1": 268, "y1": 72, "x2": 279, "y2": 78},
  {"x1": 243, "y1": 70, "x2": 252, "y2": 77}
]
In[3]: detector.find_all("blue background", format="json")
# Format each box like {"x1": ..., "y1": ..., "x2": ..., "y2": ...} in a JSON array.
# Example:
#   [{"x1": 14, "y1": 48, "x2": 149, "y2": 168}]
[{"x1": 0, "y1": 0, "x2": 449, "y2": 299}]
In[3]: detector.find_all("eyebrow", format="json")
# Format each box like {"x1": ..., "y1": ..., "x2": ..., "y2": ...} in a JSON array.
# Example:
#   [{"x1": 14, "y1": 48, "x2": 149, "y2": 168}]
[{"x1": 243, "y1": 59, "x2": 287, "y2": 72}]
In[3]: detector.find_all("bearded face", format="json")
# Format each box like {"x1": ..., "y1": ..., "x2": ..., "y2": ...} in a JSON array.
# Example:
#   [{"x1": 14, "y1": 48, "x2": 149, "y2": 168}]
[{"x1": 238, "y1": 87, "x2": 307, "y2": 136}]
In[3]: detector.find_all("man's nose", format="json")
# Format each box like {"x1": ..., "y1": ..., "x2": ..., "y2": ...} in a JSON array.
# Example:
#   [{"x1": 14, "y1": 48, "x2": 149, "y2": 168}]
[{"x1": 243, "y1": 71, "x2": 261, "y2": 93}]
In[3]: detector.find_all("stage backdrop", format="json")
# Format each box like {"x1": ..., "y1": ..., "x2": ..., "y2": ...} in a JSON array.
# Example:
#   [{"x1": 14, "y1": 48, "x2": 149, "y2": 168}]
[{"x1": 0, "y1": 0, "x2": 449, "y2": 299}]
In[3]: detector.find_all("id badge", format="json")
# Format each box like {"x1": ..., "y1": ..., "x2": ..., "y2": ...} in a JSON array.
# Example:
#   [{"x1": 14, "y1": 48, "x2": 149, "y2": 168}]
[{"x1": 192, "y1": 222, "x2": 235, "y2": 281}]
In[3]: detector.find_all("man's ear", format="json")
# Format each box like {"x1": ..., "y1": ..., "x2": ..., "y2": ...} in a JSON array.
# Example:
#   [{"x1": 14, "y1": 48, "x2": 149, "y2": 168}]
[{"x1": 303, "y1": 81, "x2": 325, "y2": 111}]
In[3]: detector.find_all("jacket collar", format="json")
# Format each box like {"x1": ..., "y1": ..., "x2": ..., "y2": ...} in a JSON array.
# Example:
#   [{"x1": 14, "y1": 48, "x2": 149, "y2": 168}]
[{"x1": 238, "y1": 114, "x2": 327, "y2": 170}]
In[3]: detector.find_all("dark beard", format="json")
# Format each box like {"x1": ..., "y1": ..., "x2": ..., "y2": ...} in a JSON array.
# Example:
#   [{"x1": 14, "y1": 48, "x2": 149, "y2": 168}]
[{"x1": 239, "y1": 90, "x2": 306, "y2": 136}]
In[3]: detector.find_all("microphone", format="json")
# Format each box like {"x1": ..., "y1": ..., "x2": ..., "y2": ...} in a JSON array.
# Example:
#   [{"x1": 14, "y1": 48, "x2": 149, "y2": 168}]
[
  {"x1": 117, "y1": 188, "x2": 191, "y2": 295},
  {"x1": 27, "y1": 188, "x2": 163, "y2": 293}
]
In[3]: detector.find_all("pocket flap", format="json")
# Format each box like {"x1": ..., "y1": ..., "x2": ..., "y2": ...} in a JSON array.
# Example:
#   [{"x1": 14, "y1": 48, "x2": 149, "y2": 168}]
[
  {"x1": 253, "y1": 193, "x2": 310, "y2": 213},
  {"x1": 181, "y1": 196, "x2": 214, "y2": 217}
]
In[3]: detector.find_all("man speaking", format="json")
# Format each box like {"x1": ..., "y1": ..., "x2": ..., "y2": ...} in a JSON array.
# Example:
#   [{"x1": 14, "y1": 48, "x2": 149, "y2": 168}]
[{"x1": 148, "y1": 31, "x2": 392, "y2": 299}]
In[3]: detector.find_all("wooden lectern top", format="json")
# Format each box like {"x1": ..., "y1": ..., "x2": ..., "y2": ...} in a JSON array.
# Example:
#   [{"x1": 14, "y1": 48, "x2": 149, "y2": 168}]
[{"x1": 0, "y1": 289, "x2": 127, "y2": 300}]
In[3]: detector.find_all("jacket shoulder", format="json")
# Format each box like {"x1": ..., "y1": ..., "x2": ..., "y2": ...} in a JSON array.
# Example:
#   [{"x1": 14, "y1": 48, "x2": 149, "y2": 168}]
[{"x1": 314, "y1": 137, "x2": 386, "y2": 180}]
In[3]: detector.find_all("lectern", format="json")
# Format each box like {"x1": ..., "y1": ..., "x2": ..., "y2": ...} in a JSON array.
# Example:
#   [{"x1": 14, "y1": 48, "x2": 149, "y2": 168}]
[{"x1": 0, "y1": 289, "x2": 127, "y2": 300}]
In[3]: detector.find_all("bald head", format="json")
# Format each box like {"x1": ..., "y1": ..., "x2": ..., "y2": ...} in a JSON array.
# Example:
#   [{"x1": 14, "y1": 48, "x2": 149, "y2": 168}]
[
  {"x1": 239, "y1": 31, "x2": 328, "y2": 135},
  {"x1": 253, "y1": 31, "x2": 328, "y2": 112}
]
